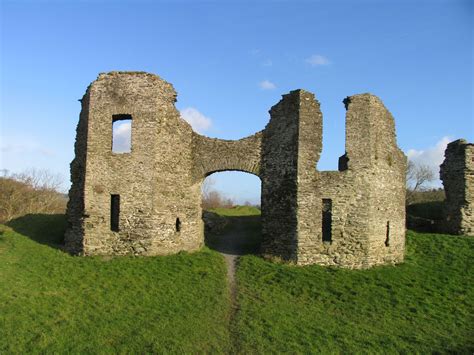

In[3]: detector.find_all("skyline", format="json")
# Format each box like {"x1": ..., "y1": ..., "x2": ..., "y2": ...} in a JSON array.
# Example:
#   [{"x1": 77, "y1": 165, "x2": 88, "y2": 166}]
[{"x1": 1, "y1": 0, "x2": 472, "y2": 203}]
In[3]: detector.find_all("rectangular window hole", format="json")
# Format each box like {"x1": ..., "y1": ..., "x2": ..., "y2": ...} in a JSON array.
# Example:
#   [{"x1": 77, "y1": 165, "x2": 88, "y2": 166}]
[
  {"x1": 111, "y1": 194, "x2": 120, "y2": 232},
  {"x1": 112, "y1": 114, "x2": 132, "y2": 153},
  {"x1": 322, "y1": 199, "x2": 332, "y2": 243},
  {"x1": 385, "y1": 221, "x2": 390, "y2": 246}
]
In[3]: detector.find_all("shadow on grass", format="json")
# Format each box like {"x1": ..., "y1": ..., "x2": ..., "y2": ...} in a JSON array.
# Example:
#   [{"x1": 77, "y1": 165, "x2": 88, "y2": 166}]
[
  {"x1": 204, "y1": 213, "x2": 262, "y2": 256},
  {"x1": 6, "y1": 214, "x2": 67, "y2": 249},
  {"x1": 7, "y1": 211, "x2": 262, "y2": 255}
]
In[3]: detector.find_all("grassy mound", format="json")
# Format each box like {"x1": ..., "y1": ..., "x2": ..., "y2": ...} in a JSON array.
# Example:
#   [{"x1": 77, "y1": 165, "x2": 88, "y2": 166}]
[
  {"x1": 0, "y1": 215, "x2": 231, "y2": 353},
  {"x1": 233, "y1": 231, "x2": 474, "y2": 353},
  {"x1": 210, "y1": 205, "x2": 261, "y2": 216}
]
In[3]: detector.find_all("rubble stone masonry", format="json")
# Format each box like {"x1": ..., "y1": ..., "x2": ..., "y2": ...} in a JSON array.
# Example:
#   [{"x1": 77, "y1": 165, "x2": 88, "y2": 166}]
[
  {"x1": 440, "y1": 139, "x2": 474, "y2": 236},
  {"x1": 66, "y1": 72, "x2": 407, "y2": 268}
]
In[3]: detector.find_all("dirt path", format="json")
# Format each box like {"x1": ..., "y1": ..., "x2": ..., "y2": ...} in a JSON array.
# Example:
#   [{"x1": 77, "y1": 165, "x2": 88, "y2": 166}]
[
  {"x1": 209, "y1": 221, "x2": 250, "y2": 302},
  {"x1": 204, "y1": 214, "x2": 261, "y2": 352}
]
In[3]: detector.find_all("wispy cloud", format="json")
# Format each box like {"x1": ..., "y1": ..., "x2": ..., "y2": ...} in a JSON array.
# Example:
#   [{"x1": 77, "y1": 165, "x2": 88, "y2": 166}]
[
  {"x1": 306, "y1": 54, "x2": 330, "y2": 66},
  {"x1": 180, "y1": 107, "x2": 212, "y2": 134},
  {"x1": 406, "y1": 136, "x2": 452, "y2": 184},
  {"x1": 259, "y1": 80, "x2": 276, "y2": 90},
  {"x1": 262, "y1": 59, "x2": 273, "y2": 67},
  {"x1": 1, "y1": 139, "x2": 55, "y2": 156}
]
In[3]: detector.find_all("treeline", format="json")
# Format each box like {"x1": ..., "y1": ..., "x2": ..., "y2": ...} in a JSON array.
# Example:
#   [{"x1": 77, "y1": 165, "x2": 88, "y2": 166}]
[
  {"x1": 201, "y1": 177, "x2": 258, "y2": 210},
  {"x1": 0, "y1": 169, "x2": 67, "y2": 224},
  {"x1": 0, "y1": 160, "x2": 445, "y2": 224}
]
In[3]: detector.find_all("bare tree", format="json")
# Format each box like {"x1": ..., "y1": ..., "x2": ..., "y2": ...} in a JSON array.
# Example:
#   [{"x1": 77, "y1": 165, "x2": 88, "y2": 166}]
[
  {"x1": 13, "y1": 168, "x2": 64, "y2": 192},
  {"x1": 406, "y1": 160, "x2": 436, "y2": 204},
  {"x1": 201, "y1": 177, "x2": 215, "y2": 205},
  {"x1": 201, "y1": 177, "x2": 234, "y2": 209}
]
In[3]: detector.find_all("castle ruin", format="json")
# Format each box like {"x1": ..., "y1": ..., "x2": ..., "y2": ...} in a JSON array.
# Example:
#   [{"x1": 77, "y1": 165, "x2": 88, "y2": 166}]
[
  {"x1": 440, "y1": 139, "x2": 474, "y2": 236},
  {"x1": 65, "y1": 72, "x2": 407, "y2": 268}
]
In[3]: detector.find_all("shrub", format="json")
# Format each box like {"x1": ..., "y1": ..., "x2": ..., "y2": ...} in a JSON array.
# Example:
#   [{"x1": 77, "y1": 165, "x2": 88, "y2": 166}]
[{"x1": 0, "y1": 169, "x2": 67, "y2": 223}]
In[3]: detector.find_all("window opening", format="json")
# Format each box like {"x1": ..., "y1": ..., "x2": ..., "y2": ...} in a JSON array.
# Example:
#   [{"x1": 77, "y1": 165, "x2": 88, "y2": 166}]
[
  {"x1": 385, "y1": 221, "x2": 390, "y2": 246},
  {"x1": 322, "y1": 199, "x2": 332, "y2": 243},
  {"x1": 112, "y1": 114, "x2": 132, "y2": 153},
  {"x1": 111, "y1": 194, "x2": 120, "y2": 232},
  {"x1": 176, "y1": 218, "x2": 181, "y2": 232}
]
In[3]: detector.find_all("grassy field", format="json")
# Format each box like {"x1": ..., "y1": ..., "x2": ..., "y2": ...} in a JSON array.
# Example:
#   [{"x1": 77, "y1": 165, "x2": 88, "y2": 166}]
[
  {"x1": 1, "y1": 209, "x2": 473, "y2": 353},
  {"x1": 234, "y1": 231, "x2": 474, "y2": 353},
  {"x1": 0, "y1": 215, "x2": 231, "y2": 353}
]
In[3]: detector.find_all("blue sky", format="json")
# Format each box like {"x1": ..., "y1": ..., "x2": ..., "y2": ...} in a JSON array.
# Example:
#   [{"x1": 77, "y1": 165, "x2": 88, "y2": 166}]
[{"x1": 1, "y1": 0, "x2": 472, "y2": 203}]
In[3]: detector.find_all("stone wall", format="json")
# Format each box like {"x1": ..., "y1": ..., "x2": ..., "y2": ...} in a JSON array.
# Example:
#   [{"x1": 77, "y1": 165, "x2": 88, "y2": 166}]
[
  {"x1": 65, "y1": 72, "x2": 202, "y2": 256},
  {"x1": 440, "y1": 139, "x2": 474, "y2": 236},
  {"x1": 66, "y1": 71, "x2": 407, "y2": 268}
]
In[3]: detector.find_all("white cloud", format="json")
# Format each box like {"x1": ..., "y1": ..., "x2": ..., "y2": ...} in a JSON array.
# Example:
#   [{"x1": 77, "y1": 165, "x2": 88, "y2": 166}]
[
  {"x1": 112, "y1": 121, "x2": 131, "y2": 153},
  {"x1": 180, "y1": 107, "x2": 212, "y2": 134},
  {"x1": 406, "y1": 136, "x2": 452, "y2": 183},
  {"x1": 259, "y1": 80, "x2": 276, "y2": 90},
  {"x1": 305, "y1": 54, "x2": 330, "y2": 66}
]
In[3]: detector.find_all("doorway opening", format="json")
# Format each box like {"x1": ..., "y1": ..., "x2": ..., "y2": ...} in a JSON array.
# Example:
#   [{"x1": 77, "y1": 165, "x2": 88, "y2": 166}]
[{"x1": 201, "y1": 171, "x2": 261, "y2": 256}]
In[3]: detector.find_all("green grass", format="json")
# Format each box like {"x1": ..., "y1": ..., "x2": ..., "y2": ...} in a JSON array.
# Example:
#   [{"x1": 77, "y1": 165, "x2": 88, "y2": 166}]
[
  {"x1": 209, "y1": 205, "x2": 261, "y2": 217},
  {"x1": 233, "y1": 231, "x2": 474, "y2": 353},
  {"x1": 0, "y1": 215, "x2": 231, "y2": 353},
  {"x1": 1, "y1": 210, "x2": 473, "y2": 353}
]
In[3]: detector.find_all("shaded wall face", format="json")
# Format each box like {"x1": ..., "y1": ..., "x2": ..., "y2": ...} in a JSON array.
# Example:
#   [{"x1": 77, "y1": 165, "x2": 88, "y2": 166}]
[
  {"x1": 260, "y1": 91, "x2": 301, "y2": 260},
  {"x1": 66, "y1": 73, "x2": 202, "y2": 255},
  {"x1": 64, "y1": 95, "x2": 90, "y2": 254},
  {"x1": 441, "y1": 141, "x2": 474, "y2": 236}
]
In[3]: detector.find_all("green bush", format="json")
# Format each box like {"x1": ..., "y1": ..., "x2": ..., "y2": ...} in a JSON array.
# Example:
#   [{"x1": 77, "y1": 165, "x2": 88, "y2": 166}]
[{"x1": 407, "y1": 201, "x2": 445, "y2": 220}]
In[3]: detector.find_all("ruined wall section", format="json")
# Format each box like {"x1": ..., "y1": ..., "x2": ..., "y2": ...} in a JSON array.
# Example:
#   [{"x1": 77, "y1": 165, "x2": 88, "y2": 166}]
[
  {"x1": 314, "y1": 171, "x2": 368, "y2": 267},
  {"x1": 346, "y1": 95, "x2": 406, "y2": 266},
  {"x1": 297, "y1": 94, "x2": 406, "y2": 268},
  {"x1": 65, "y1": 72, "x2": 202, "y2": 255},
  {"x1": 191, "y1": 132, "x2": 262, "y2": 180},
  {"x1": 260, "y1": 91, "x2": 301, "y2": 260},
  {"x1": 440, "y1": 139, "x2": 474, "y2": 236},
  {"x1": 64, "y1": 91, "x2": 90, "y2": 254},
  {"x1": 292, "y1": 91, "x2": 324, "y2": 264}
]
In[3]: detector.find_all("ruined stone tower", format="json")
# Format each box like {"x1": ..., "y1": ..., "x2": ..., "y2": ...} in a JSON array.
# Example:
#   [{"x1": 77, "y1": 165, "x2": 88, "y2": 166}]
[
  {"x1": 66, "y1": 71, "x2": 406, "y2": 268},
  {"x1": 440, "y1": 139, "x2": 474, "y2": 236}
]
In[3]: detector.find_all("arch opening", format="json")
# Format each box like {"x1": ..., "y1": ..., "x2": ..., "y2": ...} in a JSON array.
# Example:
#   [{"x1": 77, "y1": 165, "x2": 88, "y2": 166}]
[{"x1": 201, "y1": 171, "x2": 262, "y2": 256}]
